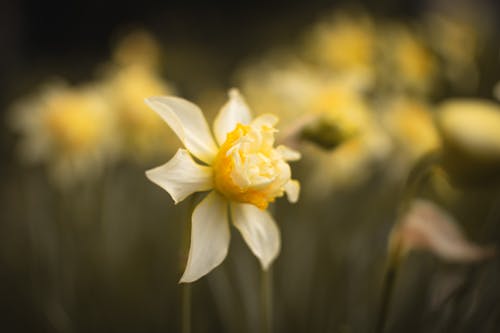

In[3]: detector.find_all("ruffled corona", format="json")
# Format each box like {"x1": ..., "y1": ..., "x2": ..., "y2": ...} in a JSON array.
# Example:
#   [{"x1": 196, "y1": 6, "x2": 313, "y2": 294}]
[{"x1": 213, "y1": 117, "x2": 292, "y2": 209}]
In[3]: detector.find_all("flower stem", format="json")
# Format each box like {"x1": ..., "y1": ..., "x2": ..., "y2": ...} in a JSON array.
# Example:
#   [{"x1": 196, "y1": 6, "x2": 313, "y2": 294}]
[
  {"x1": 182, "y1": 283, "x2": 192, "y2": 333},
  {"x1": 375, "y1": 259, "x2": 399, "y2": 333},
  {"x1": 260, "y1": 268, "x2": 273, "y2": 333}
]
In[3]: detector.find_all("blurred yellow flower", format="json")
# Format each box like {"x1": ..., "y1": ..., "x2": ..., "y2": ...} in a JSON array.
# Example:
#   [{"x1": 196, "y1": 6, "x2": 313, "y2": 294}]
[
  {"x1": 112, "y1": 29, "x2": 162, "y2": 70},
  {"x1": 241, "y1": 58, "x2": 391, "y2": 193},
  {"x1": 436, "y1": 99, "x2": 500, "y2": 186},
  {"x1": 238, "y1": 58, "x2": 321, "y2": 131},
  {"x1": 103, "y1": 65, "x2": 178, "y2": 161},
  {"x1": 306, "y1": 12, "x2": 375, "y2": 89},
  {"x1": 303, "y1": 83, "x2": 391, "y2": 193},
  {"x1": 438, "y1": 99, "x2": 500, "y2": 157},
  {"x1": 145, "y1": 89, "x2": 300, "y2": 282},
  {"x1": 424, "y1": 10, "x2": 481, "y2": 92},
  {"x1": 382, "y1": 97, "x2": 441, "y2": 173},
  {"x1": 9, "y1": 82, "x2": 118, "y2": 187},
  {"x1": 379, "y1": 26, "x2": 436, "y2": 95}
]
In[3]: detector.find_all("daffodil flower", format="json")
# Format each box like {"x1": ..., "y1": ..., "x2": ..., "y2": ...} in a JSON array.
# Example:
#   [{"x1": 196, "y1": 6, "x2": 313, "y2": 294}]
[{"x1": 145, "y1": 89, "x2": 300, "y2": 283}]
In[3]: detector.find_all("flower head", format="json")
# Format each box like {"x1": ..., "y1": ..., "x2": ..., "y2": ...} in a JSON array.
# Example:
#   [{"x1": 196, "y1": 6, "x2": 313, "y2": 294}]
[
  {"x1": 103, "y1": 65, "x2": 177, "y2": 161},
  {"x1": 436, "y1": 99, "x2": 500, "y2": 187},
  {"x1": 9, "y1": 82, "x2": 118, "y2": 187},
  {"x1": 145, "y1": 89, "x2": 300, "y2": 282}
]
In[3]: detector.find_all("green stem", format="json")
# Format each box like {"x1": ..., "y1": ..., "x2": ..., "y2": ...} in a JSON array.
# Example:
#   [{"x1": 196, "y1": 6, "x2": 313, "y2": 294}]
[
  {"x1": 260, "y1": 268, "x2": 273, "y2": 333},
  {"x1": 397, "y1": 151, "x2": 441, "y2": 218},
  {"x1": 375, "y1": 152, "x2": 440, "y2": 333},
  {"x1": 182, "y1": 283, "x2": 192, "y2": 333},
  {"x1": 375, "y1": 259, "x2": 399, "y2": 333}
]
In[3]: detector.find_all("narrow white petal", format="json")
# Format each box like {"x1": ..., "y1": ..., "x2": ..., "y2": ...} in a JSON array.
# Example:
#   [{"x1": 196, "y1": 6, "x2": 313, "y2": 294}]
[
  {"x1": 230, "y1": 203, "x2": 281, "y2": 270},
  {"x1": 284, "y1": 179, "x2": 300, "y2": 203},
  {"x1": 213, "y1": 89, "x2": 252, "y2": 145},
  {"x1": 393, "y1": 199, "x2": 495, "y2": 262},
  {"x1": 145, "y1": 149, "x2": 213, "y2": 204},
  {"x1": 180, "y1": 191, "x2": 230, "y2": 283},
  {"x1": 145, "y1": 96, "x2": 218, "y2": 164},
  {"x1": 276, "y1": 145, "x2": 301, "y2": 161}
]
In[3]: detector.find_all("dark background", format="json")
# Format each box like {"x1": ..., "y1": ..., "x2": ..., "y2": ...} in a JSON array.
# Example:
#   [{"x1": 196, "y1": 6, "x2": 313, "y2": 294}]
[{"x1": 0, "y1": 0, "x2": 457, "y2": 102}]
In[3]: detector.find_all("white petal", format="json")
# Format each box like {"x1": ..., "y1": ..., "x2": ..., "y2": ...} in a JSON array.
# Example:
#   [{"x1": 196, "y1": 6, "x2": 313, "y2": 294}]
[
  {"x1": 230, "y1": 203, "x2": 281, "y2": 270},
  {"x1": 392, "y1": 199, "x2": 495, "y2": 262},
  {"x1": 180, "y1": 191, "x2": 230, "y2": 283},
  {"x1": 213, "y1": 89, "x2": 252, "y2": 145},
  {"x1": 276, "y1": 145, "x2": 301, "y2": 161},
  {"x1": 284, "y1": 179, "x2": 300, "y2": 203},
  {"x1": 145, "y1": 96, "x2": 218, "y2": 164},
  {"x1": 145, "y1": 149, "x2": 213, "y2": 204}
]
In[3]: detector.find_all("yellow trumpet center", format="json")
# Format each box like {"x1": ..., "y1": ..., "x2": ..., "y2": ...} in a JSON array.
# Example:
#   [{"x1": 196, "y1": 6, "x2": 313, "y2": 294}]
[{"x1": 213, "y1": 121, "x2": 291, "y2": 209}]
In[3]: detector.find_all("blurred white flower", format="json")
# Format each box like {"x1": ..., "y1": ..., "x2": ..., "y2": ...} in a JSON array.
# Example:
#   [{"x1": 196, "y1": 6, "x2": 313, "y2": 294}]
[{"x1": 145, "y1": 89, "x2": 300, "y2": 283}]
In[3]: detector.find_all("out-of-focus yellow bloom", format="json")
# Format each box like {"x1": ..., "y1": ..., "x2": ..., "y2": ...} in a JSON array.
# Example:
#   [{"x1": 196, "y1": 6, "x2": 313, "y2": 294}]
[
  {"x1": 103, "y1": 65, "x2": 177, "y2": 161},
  {"x1": 303, "y1": 83, "x2": 372, "y2": 147},
  {"x1": 145, "y1": 89, "x2": 300, "y2": 282},
  {"x1": 379, "y1": 26, "x2": 436, "y2": 95},
  {"x1": 112, "y1": 29, "x2": 162, "y2": 70},
  {"x1": 102, "y1": 30, "x2": 178, "y2": 162},
  {"x1": 438, "y1": 99, "x2": 500, "y2": 157},
  {"x1": 238, "y1": 58, "x2": 321, "y2": 131},
  {"x1": 9, "y1": 82, "x2": 118, "y2": 187},
  {"x1": 436, "y1": 99, "x2": 500, "y2": 186},
  {"x1": 382, "y1": 97, "x2": 441, "y2": 169},
  {"x1": 305, "y1": 12, "x2": 375, "y2": 90},
  {"x1": 240, "y1": 57, "x2": 391, "y2": 193},
  {"x1": 302, "y1": 84, "x2": 391, "y2": 193},
  {"x1": 424, "y1": 13, "x2": 479, "y2": 92}
]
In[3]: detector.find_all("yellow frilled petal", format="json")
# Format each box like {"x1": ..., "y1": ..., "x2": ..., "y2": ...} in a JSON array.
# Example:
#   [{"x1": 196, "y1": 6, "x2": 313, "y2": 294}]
[{"x1": 213, "y1": 115, "x2": 298, "y2": 210}]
